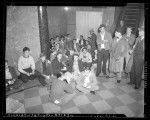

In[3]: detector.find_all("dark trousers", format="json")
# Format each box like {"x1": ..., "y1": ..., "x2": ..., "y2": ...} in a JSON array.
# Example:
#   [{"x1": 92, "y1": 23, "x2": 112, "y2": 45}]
[
  {"x1": 130, "y1": 57, "x2": 144, "y2": 88},
  {"x1": 96, "y1": 49, "x2": 109, "y2": 76},
  {"x1": 20, "y1": 68, "x2": 47, "y2": 86}
]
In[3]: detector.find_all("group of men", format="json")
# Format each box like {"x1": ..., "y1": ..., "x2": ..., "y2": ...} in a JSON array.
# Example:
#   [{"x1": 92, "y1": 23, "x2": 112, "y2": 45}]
[{"x1": 5, "y1": 21, "x2": 144, "y2": 105}]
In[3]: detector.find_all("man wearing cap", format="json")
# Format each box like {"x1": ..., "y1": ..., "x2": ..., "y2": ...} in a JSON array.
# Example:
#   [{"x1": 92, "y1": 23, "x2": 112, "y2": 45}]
[
  {"x1": 128, "y1": 26, "x2": 144, "y2": 89},
  {"x1": 96, "y1": 24, "x2": 113, "y2": 77}
]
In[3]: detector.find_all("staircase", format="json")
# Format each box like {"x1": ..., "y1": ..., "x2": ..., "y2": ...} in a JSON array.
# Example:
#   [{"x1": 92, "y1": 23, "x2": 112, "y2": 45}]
[{"x1": 122, "y1": 3, "x2": 144, "y2": 35}]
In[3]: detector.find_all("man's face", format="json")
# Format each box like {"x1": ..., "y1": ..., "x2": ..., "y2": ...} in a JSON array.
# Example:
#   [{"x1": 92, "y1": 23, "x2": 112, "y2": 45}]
[
  {"x1": 80, "y1": 36, "x2": 83, "y2": 40},
  {"x1": 139, "y1": 30, "x2": 144, "y2": 37},
  {"x1": 23, "y1": 50, "x2": 30, "y2": 58},
  {"x1": 120, "y1": 20, "x2": 124, "y2": 26},
  {"x1": 83, "y1": 49, "x2": 87, "y2": 54},
  {"x1": 100, "y1": 27, "x2": 105, "y2": 33},
  {"x1": 127, "y1": 28, "x2": 132, "y2": 35},
  {"x1": 57, "y1": 54, "x2": 62, "y2": 61},
  {"x1": 41, "y1": 56, "x2": 46, "y2": 62},
  {"x1": 5, "y1": 62, "x2": 8, "y2": 69}
]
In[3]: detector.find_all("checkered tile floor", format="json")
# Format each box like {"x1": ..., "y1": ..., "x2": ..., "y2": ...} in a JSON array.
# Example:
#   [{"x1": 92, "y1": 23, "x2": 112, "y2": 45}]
[{"x1": 8, "y1": 77, "x2": 144, "y2": 117}]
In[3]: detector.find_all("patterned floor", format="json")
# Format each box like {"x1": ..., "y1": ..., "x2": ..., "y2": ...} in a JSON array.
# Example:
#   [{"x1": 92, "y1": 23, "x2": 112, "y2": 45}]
[{"x1": 7, "y1": 76, "x2": 144, "y2": 117}]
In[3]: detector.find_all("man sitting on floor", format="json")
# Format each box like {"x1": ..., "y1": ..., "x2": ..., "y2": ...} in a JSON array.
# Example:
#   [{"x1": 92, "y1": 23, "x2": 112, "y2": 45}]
[
  {"x1": 47, "y1": 73, "x2": 76, "y2": 106},
  {"x1": 18, "y1": 47, "x2": 47, "y2": 86},
  {"x1": 5, "y1": 60, "x2": 22, "y2": 91}
]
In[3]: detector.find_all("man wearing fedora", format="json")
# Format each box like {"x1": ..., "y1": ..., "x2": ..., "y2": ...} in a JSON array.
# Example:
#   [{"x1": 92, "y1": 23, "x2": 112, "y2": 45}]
[{"x1": 128, "y1": 26, "x2": 144, "y2": 89}]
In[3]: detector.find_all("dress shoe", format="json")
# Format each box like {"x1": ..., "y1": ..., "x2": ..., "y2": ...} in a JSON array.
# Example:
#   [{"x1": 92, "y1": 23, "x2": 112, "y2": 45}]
[
  {"x1": 117, "y1": 80, "x2": 121, "y2": 83},
  {"x1": 127, "y1": 82, "x2": 133, "y2": 85},
  {"x1": 134, "y1": 86, "x2": 139, "y2": 89},
  {"x1": 90, "y1": 91, "x2": 96, "y2": 95}
]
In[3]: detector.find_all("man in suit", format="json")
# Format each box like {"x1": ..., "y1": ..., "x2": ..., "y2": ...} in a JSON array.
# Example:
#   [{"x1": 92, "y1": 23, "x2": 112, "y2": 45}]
[
  {"x1": 123, "y1": 27, "x2": 136, "y2": 73},
  {"x1": 128, "y1": 26, "x2": 144, "y2": 89},
  {"x1": 96, "y1": 24, "x2": 113, "y2": 77},
  {"x1": 89, "y1": 29, "x2": 98, "y2": 60}
]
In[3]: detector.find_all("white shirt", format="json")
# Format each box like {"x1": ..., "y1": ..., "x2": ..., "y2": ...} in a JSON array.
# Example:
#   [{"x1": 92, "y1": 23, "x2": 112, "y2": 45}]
[
  {"x1": 5, "y1": 68, "x2": 12, "y2": 79},
  {"x1": 100, "y1": 32, "x2": 105, "y2": 48},
  {"x1": 18, "y1": 55, "x2": 35, "y2": 73}
]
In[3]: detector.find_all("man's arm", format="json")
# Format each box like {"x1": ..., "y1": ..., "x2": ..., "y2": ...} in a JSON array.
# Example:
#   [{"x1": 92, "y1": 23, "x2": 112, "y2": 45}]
[{"x1": 30, "y1": 56, "x2": 35, "y2": 74}]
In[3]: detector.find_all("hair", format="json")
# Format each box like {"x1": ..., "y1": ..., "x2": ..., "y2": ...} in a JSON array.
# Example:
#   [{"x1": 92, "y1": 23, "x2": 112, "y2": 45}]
[
  {"x1": 56, "y1": 73, "x2": 62, "y2": 78},
  {"x1": 127, "y1": 26, "x2": 132, "y2": 30},
  {"x1": 98, "y1": 24, "x2": 106, "y2": 33},
  {"x1": 23, "y1": 47, "x2": 30, "y2": 52}
]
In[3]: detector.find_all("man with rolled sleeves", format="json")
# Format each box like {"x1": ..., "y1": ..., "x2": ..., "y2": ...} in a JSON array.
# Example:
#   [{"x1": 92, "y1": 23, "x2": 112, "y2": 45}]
[
  {"x1": 96, "y1": 24, "x2": 112, "y2": 77},
  {"x1": 128, "y1": 26, "x2": 144, "y2": 89}
]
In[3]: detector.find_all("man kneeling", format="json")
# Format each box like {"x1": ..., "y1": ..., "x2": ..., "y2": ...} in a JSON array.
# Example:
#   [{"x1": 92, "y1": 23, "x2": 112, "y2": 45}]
[{"x1": 47, "y1": 73, "x2": 76, "y2": 106}]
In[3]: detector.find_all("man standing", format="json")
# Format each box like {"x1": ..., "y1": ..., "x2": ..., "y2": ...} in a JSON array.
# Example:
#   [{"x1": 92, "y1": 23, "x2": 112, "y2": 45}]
[
  {"x1": 116, "y1": 20, "x2": 126, "y2": 35},
  {"x1": 128, "y1": 26, "x2": 144, "y2": 89},
  {"x1": 89, "y1": 29, "x2": 98, "y2": 60},
  {"x1": 123, "y1": 27, "x2": 135, "y2": 73},
  {"x1": 96, "y1": 24, "x2": 112, "y2": 77}
]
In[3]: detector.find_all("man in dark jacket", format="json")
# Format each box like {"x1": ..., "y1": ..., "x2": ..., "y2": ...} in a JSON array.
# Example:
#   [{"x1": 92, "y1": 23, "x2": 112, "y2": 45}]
[
  {"x1": 51, "y1": 53, "x2": 66, "y2": 77},
  {"x1": 128, "y1": 26, "x2": 144, "y2": 89},
  {"x1": 47, "y1": 73, "x2": 75, "y2": 105}
]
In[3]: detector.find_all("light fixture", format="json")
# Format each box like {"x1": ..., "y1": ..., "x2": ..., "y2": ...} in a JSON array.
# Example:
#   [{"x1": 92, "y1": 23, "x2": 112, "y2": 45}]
[{"x1": 64, "y1": 7, "x2": 69, "y2": 11}]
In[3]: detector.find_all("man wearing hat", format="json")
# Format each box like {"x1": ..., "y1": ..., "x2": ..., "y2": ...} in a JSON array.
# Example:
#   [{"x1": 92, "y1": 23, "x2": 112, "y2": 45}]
[
  {"x1": 128, "y1": 26, "x2": 144, "y2": 89},
  {"x1": 96, "y1": 24, "x2": 113, "y2": 77}
]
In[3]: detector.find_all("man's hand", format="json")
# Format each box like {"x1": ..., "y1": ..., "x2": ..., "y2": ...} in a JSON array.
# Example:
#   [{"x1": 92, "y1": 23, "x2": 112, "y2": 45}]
[{"x1": 26, "y1": 72, "x2": 30, "y2": 76}]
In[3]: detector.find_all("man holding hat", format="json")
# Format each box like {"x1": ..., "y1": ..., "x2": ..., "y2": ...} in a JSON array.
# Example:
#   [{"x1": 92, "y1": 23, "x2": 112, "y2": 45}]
[{"x1": 128, "y1": 26, "x2": 144, "y2": 89}]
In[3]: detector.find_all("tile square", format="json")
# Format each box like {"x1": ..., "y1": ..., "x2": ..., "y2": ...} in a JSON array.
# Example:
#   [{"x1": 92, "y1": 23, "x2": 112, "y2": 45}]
[
  {"x1": 102, "y1": 81, "x2": 117, "y2": 89},
  {"x1": 128, "y1": 92, "x2": 144, "y2": 102},
  {"x1": 9, "y1": 92, "x2": 24, "y2": 101},
  {"x1": 92, "y1": 100, "x2": 112, "y2": 113},
  {"x1": 25, "y1": 104, "x2": 44, "y2": 113},
  {"x1": 73, "y1": 95, "x2": 90, "y2": 106},
  {"x1": 127, "y1": 102, "x2": 144, "y2": 116},
  {"x1": 114, "y1": 106, "x2": 134, "y2": 117},
  {"x1": 97, "y1": 84, "x2": 107, "y2": 91},
  {"x1": 78, "y1": 103, "x2": 97, "y2": 114},
  {"x1": 39, "y1": 87, "x2": 49, "y2": 96},
  {"x1": 24, "y1": 87, "x2": 39, "y2": 99},
  {"x1": 105, "y1": 97, "x2": 124, "y2": 108},
  {"x1": 24, "y1": 96, "x2": 42, "y2": 108},
  {"x1": 40, "y1": 94, "x2": 50, "y2": 104},
  {"x1": 42, "y1": 102, "x2": 61, "y2": 113},
  {"x1": 119, "y1": 85, "x2": 136, "y2": 94},
  {"x1": 86, "y1": 93, "x2": 103, "y2": 102},
  {"x1": 62, "y1": 107, "x2": 81, "y2": 114},
  {"x1": 97, "y1": 90, "x2": 115, "y2": 99},
  {"x1": 109, "y1": 87, "x2": 126, "y2": 96},
  {"x1": 117, "y1": 94, "x2": 136, "y2": 105},
  {"x1": 61, "y1": 100, "x2": 76, "y2": 111}
]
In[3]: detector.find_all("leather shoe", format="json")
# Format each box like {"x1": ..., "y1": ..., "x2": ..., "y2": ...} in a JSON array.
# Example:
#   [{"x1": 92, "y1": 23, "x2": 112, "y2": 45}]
[
  {"x1": 127, "y1": 82, "x2": 133, "y2": 85},
  {"x1": 117, "y1": 80, "x2": 121, "y2": 83},
  {"x1": 134, "y1": 86, "x2": 139, "y2": 89}
]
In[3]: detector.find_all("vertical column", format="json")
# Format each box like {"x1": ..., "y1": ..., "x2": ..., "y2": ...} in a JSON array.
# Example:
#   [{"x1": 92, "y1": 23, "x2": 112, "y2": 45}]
[
  {"x1": 37, "y1": 6, "x2": 50, "y2": 60},
  {"x1": 37, "y1": 6, "x2": 50, "y2": 71}
]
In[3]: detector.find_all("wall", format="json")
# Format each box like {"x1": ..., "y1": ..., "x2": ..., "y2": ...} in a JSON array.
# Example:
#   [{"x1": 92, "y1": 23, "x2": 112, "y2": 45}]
[
  {"x1": 47, "y1": 7, "x2": 67, "y2": 38},
  {"x1": 6, "y1": 6, "x2": 41, "y2": 67},
  {"x1": 66, "y1": 7, "x2": 115, "y2": 38}
]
